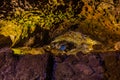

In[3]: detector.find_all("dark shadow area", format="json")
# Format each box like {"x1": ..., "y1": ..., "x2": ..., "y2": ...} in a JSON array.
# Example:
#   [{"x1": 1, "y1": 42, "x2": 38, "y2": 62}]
[{"x1": 46, "y1": 53, "x2": 54, "y2": 80}]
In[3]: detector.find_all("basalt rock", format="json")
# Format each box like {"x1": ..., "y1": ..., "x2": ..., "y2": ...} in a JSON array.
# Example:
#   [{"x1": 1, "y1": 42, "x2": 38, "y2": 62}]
[
  {"x1": 0, "y1": 47, "x2": 49, "y2": 80},
  {"x1": 54, "y1": 51, "x2": 120, "y2": 80},
  {"x1": 0, "y1": 0, "x2": 120, "y2": 80},
  {"x1": 0, "y1": 48, "x2": 120, "y2": 80}
]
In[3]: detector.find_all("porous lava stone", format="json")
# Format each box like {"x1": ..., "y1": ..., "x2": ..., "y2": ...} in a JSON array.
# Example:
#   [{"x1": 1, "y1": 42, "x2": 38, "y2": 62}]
[
  {"x1": 0, "y1": 47, "x2": 49, "y2": 80},
  {"x1": 0, "y1": 48, "x2": 120, "y2": 80},
  {"x1": 54, "y1": 51, "x2": 120, "y2": 80}
]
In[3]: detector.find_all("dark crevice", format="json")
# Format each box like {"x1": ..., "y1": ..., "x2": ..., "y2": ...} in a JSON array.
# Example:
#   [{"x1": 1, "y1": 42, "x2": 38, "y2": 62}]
[
  {"x1": 46, "y1": 53, "x2": 55, "y2": 80},
  {"x1": 11, "y1": 54, "x2": 21, "y2": 76},
  {"x1": 95, "y1": 54, "x2": 104, "y2": 66}
]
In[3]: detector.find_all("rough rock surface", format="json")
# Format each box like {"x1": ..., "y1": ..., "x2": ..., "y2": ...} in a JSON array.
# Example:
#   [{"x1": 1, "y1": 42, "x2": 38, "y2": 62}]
[
  {"x1": 0, "y1": 48, "x2": 120, "y2": 80},
  {"x1": 0, "y1": 0, "x2": 120, "y2": 80},
  {"x1": 0, "y1": 47, "x2": 49, "y2": 80},
  {"x1": 54, "y1": 51, "x2": 120, "y2": 80}
]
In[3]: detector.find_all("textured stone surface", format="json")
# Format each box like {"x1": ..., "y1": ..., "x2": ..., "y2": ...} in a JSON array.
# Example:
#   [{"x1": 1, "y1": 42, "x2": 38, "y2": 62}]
[
  {"x1": 0, "y1": 47, "x2": 49, "y2": 80},
  {"x1": 0, "y1": 0, "x2": 120, "y2": 80},
  {"x1": 54, "y1": 53, "x2": 104, "y2": 80},
  {"x1": 100, "y1": 51, "x2": 120, "y2": 80},
  {"x1": 0, "y1": 48, "x2": 120, "y2": 80},
  {"x1": 54, "y1": 51, "x2": 120, "y2": 80}
]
